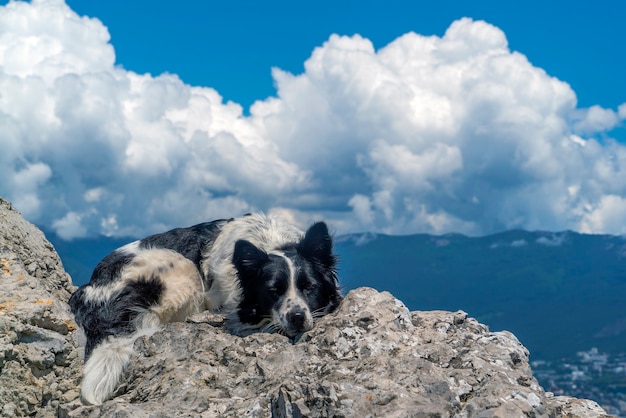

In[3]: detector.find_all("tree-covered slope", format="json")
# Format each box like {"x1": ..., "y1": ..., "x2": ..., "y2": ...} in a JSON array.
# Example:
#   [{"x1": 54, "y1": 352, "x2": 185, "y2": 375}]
[{"x1": 45, "y1": 228, "x2": 626, "y2": 360}]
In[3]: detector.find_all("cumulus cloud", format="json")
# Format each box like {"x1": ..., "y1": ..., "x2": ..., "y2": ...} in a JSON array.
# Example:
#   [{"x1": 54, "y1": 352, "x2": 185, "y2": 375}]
[
  {"x1": 571, "y1": 105, "x2": 622, "y2": 134},
  {"x1": 1, "y1": 1, "x2": 626, "y2": 239},
  {"x1": 0, "y1": 0, "x2": 308, "y2": 238},
  {"x1": 254, "y1": 18, "x2": 626, "y2": 235},
  {"x1": 579, "y1": 195, "x2": 626, "y2": 234}
]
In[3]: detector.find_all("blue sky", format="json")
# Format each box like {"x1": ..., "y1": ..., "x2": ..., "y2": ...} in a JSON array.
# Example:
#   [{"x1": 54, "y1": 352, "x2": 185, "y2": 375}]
[
  {"x1": 65, "y1": 0, "x2": 625, "y2": 114},
  {"x1": 1, "y1": 0, "x2": 625, "y2": 239}
]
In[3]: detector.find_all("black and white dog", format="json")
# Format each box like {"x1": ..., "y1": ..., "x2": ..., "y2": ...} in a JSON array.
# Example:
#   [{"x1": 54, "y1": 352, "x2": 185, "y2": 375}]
[{"x1": 69, "y1": 213, "x2": 342, "y2": 405}]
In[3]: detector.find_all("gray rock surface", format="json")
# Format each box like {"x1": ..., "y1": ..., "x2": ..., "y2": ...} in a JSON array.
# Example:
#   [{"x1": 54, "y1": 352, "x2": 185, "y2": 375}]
[
  {"x1": 63, "y1": 288, "x2": 611, "y2": 418},
  {"x1": 0, "y1": 197, "x2": 82, "y2": 417},
  {"x1": 0, "y1": 198, "x2": 75, "y2": 303},
  {"x1": 0, "y1": 196, "x2": 614, "y2": 417}
]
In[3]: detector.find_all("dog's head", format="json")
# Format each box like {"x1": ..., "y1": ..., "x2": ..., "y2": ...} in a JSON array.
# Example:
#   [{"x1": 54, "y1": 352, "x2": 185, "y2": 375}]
[{"x1": 232, "y1": 221, "x2": 342, "y2": 337}]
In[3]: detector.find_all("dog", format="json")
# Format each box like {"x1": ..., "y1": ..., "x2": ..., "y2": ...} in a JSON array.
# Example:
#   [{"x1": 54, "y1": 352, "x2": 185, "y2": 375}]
[{"x1": 68, "y1": 213, "x2": 342, "y2": 405}]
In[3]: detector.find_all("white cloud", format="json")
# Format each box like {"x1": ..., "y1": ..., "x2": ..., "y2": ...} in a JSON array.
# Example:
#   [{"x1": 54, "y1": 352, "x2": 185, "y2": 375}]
[
  {"x1": 348, "y1": 194, "x2": 375, "y2": 226},
  {"x1": 571, "y1": 105, "x2": 621, "y2": 134},
  {"x1": 0, "y1": 0, "x2": 309, "y2": 238},
  {"x1": 580, "y1": 195, "x2": 626, "y2": 235},
  {"x1": 52, "y1": 211, "x2": 87, "y2": 240},
  {"x1": 536, "y1": 233, "x2": 566, "y2": 247},
  {"x1": 8, "y1": 162, "x2": 52, "y2": 219},
  {"x1": 619, "y1": 103, "x2": 626, "y2": 120},
  {"x1": 1, "y1": 1, "x2": 626, "y2": 238},
  {"x1": 251, "y1": 18, "x2": 624, "y2": 235}
]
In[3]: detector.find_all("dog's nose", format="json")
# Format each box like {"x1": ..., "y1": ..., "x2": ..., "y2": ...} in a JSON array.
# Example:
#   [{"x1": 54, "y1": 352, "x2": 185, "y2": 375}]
[{"x1": 287, "y1": 309, "x2": 306, "y2": 329}]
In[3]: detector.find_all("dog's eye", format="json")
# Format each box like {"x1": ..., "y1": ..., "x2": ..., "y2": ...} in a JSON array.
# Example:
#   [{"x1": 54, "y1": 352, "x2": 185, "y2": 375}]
[{"x1": 303, "y1": 282, "x2": 315, "y2": 291}]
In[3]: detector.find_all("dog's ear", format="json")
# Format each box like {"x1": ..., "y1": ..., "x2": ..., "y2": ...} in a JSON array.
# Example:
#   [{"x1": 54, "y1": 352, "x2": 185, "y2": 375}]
[
  {"x1": 233, "y1": 240, "x2": 268, "y2": 275},
  {"x1": 299, "y1": 222, "x2": 336, "y2": 269}
]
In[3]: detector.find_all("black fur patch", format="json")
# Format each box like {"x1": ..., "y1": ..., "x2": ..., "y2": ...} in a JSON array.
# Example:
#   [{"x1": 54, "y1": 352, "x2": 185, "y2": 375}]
[
  {"x1": 84, "y1": 251, "x2": 134, "y2": 287},
  {"x1": 71, "y1": 275, "x2": 164, "y2": 358},
  {"x1": 233, "y1": 241, "x2": 291, "y2": 326},
  {"x1": 138, "y1": 220, "x2": 227, "y2": 278}
]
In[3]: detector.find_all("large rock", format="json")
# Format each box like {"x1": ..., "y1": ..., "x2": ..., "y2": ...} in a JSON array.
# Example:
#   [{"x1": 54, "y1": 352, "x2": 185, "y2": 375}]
[
  {"x1": 0, "y1": 197, "x2": 613, "y2": 417},
  {"x1": 0, "y1": 198, "x2": 82, "y2": 417},
  {"x1": 0, "y1": 198, "x2": 74, "y2": 304},
  {"x1": 63, "y1": 288, "x2": 611, "y2": 418}
]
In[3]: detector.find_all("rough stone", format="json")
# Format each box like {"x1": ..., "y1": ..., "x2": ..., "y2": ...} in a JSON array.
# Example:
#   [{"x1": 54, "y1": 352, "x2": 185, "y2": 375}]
[
  {"x1": 0, "y1": 198, "x2": 75, "y2": 303},
  {"x1": 0, "y1": 197, "x2": 613, "y2": 417},
  {"x1": 64, "y1": 288, "x2": 613, "y2": 418},
  {"x1": 0, "y1": 197, "x2": 82, "y2": 417}
]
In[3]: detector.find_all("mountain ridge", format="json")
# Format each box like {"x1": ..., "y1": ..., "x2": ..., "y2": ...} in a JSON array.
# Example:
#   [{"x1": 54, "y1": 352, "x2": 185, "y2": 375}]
[
  {"x1": 43, "y1": 227, "x2": 626, "y2": 361},
  {"x1": 335, "y1": 229, "x2": 626, "y2": 360}
]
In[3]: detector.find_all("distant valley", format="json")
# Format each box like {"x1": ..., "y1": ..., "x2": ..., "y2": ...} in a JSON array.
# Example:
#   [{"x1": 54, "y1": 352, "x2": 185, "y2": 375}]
[{"x1": 45, "y1": 228, "x2": 626, "y2": 362}]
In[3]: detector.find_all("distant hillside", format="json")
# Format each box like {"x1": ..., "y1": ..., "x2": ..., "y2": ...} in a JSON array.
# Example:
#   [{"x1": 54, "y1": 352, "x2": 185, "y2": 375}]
[
  {"x1": 335, "y1": 230, "x2": 626, "y2": 360},
  {"x1": 46, "y1": 231, "x2": 131, "y2": 285},
  {"x1": 44, "y1": 228, "x2": 626, "y2": 361}
]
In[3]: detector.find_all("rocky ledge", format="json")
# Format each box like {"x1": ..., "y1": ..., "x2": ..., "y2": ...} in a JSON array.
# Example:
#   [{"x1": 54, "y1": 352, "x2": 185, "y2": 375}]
[{"x1": 0, "y1": 197, "x2": 614, "y2": 417}]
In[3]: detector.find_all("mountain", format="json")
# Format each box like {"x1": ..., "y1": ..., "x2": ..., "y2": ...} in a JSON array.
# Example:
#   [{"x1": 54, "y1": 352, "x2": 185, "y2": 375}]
[
  {"x1": 44, "y1": 228, "x2": 626, "y2": 361},
  {"x1": 335, "y1": 230, "x2": 626, "y2": 361},
  {"x1": 46, "y1": 231, "x2": 130, "y2": 285}
]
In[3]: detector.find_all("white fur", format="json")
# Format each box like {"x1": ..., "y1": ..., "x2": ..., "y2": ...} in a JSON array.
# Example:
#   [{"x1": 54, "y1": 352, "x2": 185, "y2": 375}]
[
  {"x1": 82, "y1": 279, "x2": 131, "y2": 303},
  {"x1": 81, "y1": 327, "x2": 158, "y2": 405},
  {"x1": 118, "y1": 240, "x2": 140, "y2": 255},
  {"x1": 273, "y1": 254, "x2": 314, "y2": 333},
  {"x1": 142, "y1": 250, "x2": 206, "y2": 321}
]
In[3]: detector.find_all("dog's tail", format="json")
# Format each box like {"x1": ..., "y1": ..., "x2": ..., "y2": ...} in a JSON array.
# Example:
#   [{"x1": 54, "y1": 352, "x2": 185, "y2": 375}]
[{"x1": 80, "y1": 327, "x2": 158, "y2": 405}]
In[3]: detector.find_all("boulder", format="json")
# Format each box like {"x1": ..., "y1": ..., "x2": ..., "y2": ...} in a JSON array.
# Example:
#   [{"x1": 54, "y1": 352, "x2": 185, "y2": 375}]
[
  {"x1": 63, "y1": 288, "x2": 611, "y2": 417},
  {"x1": 0, "y1": 197, "x2": 613, "y2": 417},
  {"x1": 0, "y1": 198, "x2": 82, "y2": 417},
  {"x1": 0, "y1": 198, "x2": 74, "y2": 304}
]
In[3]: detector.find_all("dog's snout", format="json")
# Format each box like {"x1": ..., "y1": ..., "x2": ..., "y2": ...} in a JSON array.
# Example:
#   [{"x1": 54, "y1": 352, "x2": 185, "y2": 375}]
[{"x1": 287, "y1": 309, "x2": 306, "y2": 329}]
